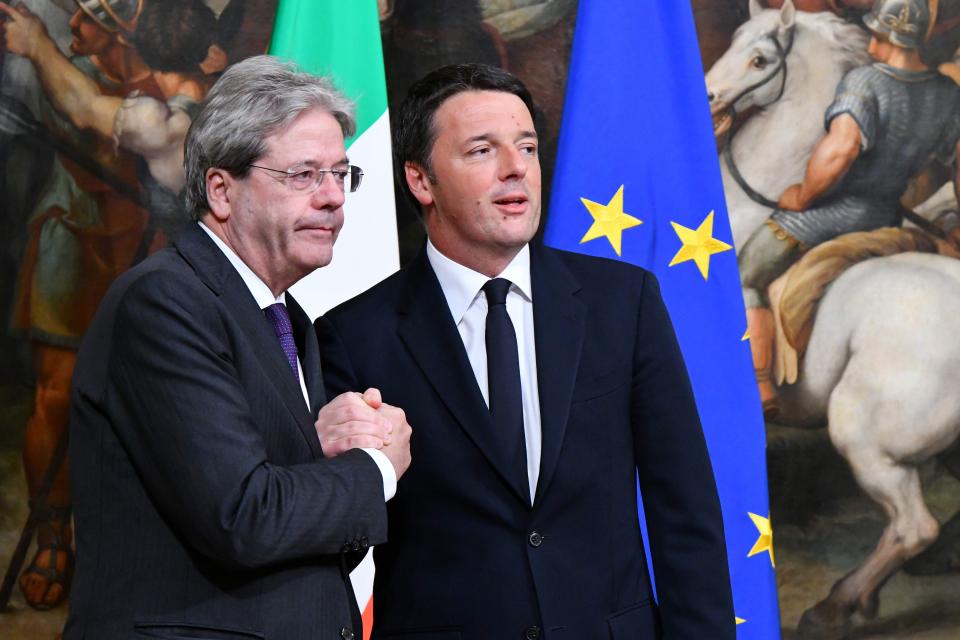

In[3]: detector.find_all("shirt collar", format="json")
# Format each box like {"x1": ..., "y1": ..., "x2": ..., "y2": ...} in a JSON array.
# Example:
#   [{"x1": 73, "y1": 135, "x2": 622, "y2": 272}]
[
  {"x1": 199, "y1": 221, "x2": 284, "y2": 309},
  {"x1": 426, "y1": 239, "x2": 532, "y2": 325}
]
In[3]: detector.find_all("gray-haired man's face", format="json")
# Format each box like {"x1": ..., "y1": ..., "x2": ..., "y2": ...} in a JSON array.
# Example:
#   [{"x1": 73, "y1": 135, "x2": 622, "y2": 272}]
[{"x1": 225, "y1": 108, "x2": 348, "y2": 289}]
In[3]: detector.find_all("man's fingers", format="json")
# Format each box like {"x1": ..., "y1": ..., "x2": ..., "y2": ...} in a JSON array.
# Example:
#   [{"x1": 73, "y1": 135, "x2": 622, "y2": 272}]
[
  {"x1": 322, "y1": 419, "x2": 392, "y2": 443},
  {"x1": 362, "y1": 387, "x2": 382, "y2": 409},
  {"x1": 336, "y1": 402, "x2": 393, "y2": 433},
  {"x1": 378, "y1": 402, "x2": 407, "y2": 427},
  {"x1": 0, "y1": 2, "x2": 31, "y2": 18}
]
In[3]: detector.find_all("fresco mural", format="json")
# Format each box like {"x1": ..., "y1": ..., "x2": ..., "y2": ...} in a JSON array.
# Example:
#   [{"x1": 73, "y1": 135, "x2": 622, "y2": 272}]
[{"x1": 703, "y1": 1, "x2": 960, "y2": 638}]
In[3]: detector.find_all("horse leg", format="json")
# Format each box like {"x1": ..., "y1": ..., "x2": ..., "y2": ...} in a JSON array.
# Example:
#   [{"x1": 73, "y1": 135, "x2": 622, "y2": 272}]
[
  {"x1": 798, "y1": 446, "x2": 939, "y2": 639},
  {"x1": 904, "y1": 440, "x2": 960, "y2": 575}
]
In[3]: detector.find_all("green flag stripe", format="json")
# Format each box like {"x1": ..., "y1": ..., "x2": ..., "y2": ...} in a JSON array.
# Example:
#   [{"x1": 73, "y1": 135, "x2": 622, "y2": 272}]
[{"x1": 269, "y1": 0, "x2": 388, "y2": 145}]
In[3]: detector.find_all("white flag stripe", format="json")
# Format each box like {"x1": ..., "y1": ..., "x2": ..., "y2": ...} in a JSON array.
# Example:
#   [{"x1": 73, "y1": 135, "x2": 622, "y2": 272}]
[{"x1": 351, "y1": 550, "x2": 376, "y2": 609}]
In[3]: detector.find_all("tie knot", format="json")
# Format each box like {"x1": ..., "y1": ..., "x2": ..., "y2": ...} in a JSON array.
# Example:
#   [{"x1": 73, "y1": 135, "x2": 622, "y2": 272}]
[
  {"x1": 263, "y1": 302, "x2": 293, "y2": 338},
  {"x1": 483, "y1": 278, "x2": 513, "y2": 307}
]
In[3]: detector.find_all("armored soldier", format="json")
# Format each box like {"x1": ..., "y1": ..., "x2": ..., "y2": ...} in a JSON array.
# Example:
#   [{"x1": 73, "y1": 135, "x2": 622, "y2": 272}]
[{"x1": 740, "y1": 0, "x2": 960, "y2": 415}]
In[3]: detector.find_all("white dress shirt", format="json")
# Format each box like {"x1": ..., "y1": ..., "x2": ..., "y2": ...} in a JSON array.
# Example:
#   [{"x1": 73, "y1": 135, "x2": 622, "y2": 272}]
[
  {"x1": 199, "y1": 222, "x2": 396, "y2": 500},
  {"x1": 427, "y1": 239, "x2": 542, "y2": 501}
]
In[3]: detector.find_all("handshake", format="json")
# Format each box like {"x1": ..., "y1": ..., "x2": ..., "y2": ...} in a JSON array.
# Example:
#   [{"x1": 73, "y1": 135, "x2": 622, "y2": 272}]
[{"x1": 314, "y1": 389, "x2": 412, "y2": 479}]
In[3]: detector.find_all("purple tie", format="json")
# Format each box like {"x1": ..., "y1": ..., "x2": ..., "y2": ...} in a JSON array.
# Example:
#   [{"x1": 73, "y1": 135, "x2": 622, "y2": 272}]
[{"x1": 264, "y1": 303, "x2": 299, "y2": 382}]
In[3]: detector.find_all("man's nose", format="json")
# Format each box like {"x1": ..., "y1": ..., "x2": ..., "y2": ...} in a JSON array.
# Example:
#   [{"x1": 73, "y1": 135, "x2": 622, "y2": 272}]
[
  {"x1": 499, "y1": 146, "x2": 528, "y2": 181},
  {"x1": 310, "y1": 174, "x2": 346, "y2": 210}
]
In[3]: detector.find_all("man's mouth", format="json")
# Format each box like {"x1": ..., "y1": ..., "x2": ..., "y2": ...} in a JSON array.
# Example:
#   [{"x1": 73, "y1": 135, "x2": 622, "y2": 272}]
[{"x1": 493, "y1": 193, "x2": 529, "y2": 213}]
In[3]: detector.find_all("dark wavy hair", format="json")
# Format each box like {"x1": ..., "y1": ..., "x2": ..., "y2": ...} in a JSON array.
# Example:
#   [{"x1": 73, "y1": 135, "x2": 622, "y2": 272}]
[{"x1": 133, "y1": 0, "x2": 217, "y2": 73}]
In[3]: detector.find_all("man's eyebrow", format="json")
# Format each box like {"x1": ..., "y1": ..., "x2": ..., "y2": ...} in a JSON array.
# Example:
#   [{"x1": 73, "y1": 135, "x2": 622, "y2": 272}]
[
  {"x1": 464, "y1": 131, "x2": 539, "y2": 144},
  {"x1": 465, "y1": 134, "x2": 494, "y2": 144},
  {"x1": 289, "y1": 157, "x2": 351, "y2": 168}
]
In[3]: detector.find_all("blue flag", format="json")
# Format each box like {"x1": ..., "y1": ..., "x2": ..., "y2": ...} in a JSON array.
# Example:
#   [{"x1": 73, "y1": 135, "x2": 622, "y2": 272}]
[{"x1": 544, "y1": 2, "x2": 781, "y2": 637}]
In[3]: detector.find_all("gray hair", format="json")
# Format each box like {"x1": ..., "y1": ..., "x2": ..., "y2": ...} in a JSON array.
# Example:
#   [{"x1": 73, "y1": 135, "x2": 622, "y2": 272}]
[{"x1": 183, "y1": 55, "x2": 356, "y2": 218}]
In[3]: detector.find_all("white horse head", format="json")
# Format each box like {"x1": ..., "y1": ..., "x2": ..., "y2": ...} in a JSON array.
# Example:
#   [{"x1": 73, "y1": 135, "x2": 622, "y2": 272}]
[
  {"x1": 707, "y1": 0, "x2": 798, "y2": 136},
  {"x1": 705, "y1": 0, "x2": 871, "y2": 247}
]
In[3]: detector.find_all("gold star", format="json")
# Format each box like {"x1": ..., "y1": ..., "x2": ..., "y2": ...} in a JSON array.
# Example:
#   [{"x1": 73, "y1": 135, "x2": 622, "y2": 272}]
[
  {"x1": 668, "y1": 211, "x2": 733, "y2": 280},
  {"x1": 747, "y1": 512, "x2": 775, "y2": 567},
  {"x1": 579, "y1": 185, "x2": 642, "y2": 256},
  {"x1": 742, "y1": 328, "x2": 750, "y2": 341},
  {"x1": 736, "y1": 617, "x2": 747, "y2": 625}
]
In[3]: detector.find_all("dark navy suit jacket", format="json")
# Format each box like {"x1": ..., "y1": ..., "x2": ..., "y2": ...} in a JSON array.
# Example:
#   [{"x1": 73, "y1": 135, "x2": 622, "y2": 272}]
[
  {"x1": 66, "y1": 224, "x2": 386, "y2": 640},
  {"x1": 318, "y1": 244, "x2": 735, "y2": 640}
]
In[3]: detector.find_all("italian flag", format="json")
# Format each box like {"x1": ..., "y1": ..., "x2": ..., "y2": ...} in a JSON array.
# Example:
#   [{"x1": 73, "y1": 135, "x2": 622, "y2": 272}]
[
  {"x1": 268, "y1": 0, "x2": 395, "y2": 633},
  {"x1": 273, "y1": 0, "x2": 400, "y2": 322}
]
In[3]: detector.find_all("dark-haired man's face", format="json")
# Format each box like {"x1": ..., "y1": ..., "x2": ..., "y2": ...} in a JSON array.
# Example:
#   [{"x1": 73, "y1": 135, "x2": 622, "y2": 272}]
[{"x1": 410, "y1": 90, "x2": 541, "y2": 275}]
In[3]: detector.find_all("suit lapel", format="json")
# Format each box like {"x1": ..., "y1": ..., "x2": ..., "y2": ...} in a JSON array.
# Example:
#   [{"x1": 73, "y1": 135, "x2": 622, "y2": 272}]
[
  {"x1": 397, "y1": 249, "x2": 531, "y2": 505},
  {"x1": 172, "y1": 225, "x2": 322, "y2": 458},
  {"x1": 530, "y1": 245, "x2": 586, "y2": 504}
]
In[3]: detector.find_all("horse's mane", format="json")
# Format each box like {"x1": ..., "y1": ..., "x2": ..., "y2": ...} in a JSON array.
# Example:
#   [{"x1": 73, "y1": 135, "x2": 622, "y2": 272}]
[
  {"x1": 732, "y1": 9, "x2": 871, "y2": 71},
  {"x1": 797, "y1": 12, "x2": 872, "y2": 69}
]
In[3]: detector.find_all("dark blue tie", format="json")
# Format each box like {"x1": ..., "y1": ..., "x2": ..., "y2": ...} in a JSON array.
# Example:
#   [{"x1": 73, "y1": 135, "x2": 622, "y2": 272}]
[
  {"x1": 264, "y1": 303, "x2": 299, "y2": 382},
  {"x1": 483, "y1": 278, "x2": 527, "y2": 492}
]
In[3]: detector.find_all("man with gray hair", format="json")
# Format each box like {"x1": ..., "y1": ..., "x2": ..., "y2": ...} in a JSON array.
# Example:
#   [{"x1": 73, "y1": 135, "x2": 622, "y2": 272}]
[{"x1": 65, "y1": 55, "x2": 411, "y2": 640}]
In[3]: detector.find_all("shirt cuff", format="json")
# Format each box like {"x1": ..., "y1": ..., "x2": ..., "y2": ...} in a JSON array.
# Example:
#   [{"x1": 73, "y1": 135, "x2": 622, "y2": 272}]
[{"x1": 361, "y1": 448, "x2": 397, "y2": 501}]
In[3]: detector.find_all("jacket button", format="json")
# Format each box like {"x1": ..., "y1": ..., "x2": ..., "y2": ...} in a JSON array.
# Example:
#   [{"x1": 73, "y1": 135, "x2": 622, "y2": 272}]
[
  {"x1": 351, "y1": 539, "x2": 361, "y2": 551},
  {"x1": 524, "y1": 625, "x2": 541, "y2": 640},
  {"x1": 528, "y1": 531, "x2": 543, "y2": 547},
  {"x1": 341, "y1": 543, "x2": 352, "y2": 553},
  {"x1": 360, "y1": 536, "x2": 370, "y2": 550},
  {"x1": 340, "y1": 627, "x2": 354, "y2": 640}
]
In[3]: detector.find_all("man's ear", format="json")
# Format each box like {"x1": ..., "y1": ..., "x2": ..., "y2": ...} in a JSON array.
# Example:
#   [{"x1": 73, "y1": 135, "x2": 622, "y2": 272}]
[
  {"x1": 404, "y1": 161, "x2": 435, "y2": 207},
  {"x1": 205, "y1": 167, "x2": 233, "y2": 223}
]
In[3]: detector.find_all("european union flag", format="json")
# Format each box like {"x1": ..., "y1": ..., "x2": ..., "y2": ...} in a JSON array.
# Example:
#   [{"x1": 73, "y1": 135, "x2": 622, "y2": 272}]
[{"x1": 544, "y1": 2, "x2": 781, "y2": 638}]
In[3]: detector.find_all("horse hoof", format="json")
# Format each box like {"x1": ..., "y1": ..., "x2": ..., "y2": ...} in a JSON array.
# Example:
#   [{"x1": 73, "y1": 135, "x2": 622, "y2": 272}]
[{"x1": 797, "y1": 601, "x2": 853, "y2": 640}]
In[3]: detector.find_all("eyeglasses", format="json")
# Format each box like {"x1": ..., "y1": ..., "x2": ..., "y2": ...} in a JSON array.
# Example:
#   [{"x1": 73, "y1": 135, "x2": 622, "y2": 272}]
[{"x1": 249, "y1": 163, "x2": 364, "y2": 193}]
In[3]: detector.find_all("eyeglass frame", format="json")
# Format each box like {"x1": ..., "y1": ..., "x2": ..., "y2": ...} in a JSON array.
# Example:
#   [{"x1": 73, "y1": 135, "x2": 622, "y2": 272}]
[{"x1": 248, "y1": 162, "x2": 364, "y2": 193}]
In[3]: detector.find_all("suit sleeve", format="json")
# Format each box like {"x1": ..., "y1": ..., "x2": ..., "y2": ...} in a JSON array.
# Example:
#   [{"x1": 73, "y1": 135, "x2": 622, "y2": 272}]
[
  {"x1": 630, "y1": 272, "x2": 735, "y2": 639},
  {"x1": 106, "y1": 270, "x2": 387, "y2": 570}
]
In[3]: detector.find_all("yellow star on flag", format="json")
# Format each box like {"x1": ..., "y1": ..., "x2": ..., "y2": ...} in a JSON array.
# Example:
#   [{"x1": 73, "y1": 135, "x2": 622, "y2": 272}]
[
  {"x1": 668, "y1": 211, "x2": 733, "y2": 280},
  {"x1": 736, "y1": 617, "x2": 747, "y2": 625},
  {"x1": 747, "y1": 512, "x2": 775, "y2": 567},
  {"x1": 579, "y1": 185, "x2": 642, "y2": 256},
  {"x1": 742, "y1": 328, "x2": 750, "y2": 341}
]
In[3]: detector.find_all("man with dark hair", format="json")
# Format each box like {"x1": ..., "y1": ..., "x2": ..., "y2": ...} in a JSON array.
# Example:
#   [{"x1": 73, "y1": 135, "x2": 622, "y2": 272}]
[
  {"x1": 65, "y1": 55, "x2": 411, "y2": 640},
  {"x1": 318, "y1": 63, "x2": 734, "y2": 639}
]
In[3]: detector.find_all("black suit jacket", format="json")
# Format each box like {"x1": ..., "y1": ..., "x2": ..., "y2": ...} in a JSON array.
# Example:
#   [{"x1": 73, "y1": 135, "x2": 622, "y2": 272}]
[
  {"x1": 318, "y1": 244, "x2": 735, "y2": 640},
  {"x1": 66, "y1": 224, "x2": 386, "y2": 640}
]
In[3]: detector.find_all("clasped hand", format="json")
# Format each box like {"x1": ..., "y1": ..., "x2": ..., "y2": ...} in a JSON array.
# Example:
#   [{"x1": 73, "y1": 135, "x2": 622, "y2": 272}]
[{"x1": 315, "y1": 389, "x2": 412, "y2": 478}]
